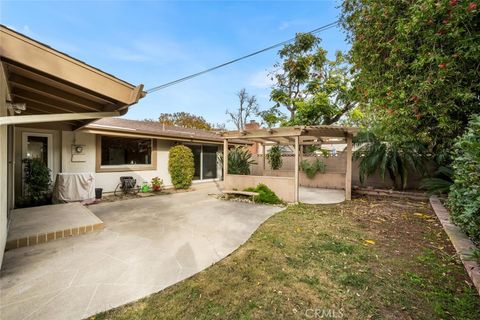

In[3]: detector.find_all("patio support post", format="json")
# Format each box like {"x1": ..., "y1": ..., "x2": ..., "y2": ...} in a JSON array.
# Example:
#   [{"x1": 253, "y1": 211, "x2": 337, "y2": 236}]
[
  {"x1": 223, "y1": 139, "x2": 228, "y2": 180},
  {"x1": 262, "y1": 143, "x2": 266, "y2": 175},
  {"x1": 294, "y1": 136, "x2": 299, "y2": 203},
  {"x1": 345, "y1": 133, "x2": 352, "y2": 200}
]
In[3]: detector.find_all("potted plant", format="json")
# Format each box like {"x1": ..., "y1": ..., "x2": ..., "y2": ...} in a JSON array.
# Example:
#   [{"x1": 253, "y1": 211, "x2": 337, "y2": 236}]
[{"x1": 151, "y1": 177, "x2": 163, "y2": 192}]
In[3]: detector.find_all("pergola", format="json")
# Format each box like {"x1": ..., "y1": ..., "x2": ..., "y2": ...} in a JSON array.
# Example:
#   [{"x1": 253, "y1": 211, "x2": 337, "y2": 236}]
[{"x1": 220, "y1": 125, "x2": 358, "y2": 203}]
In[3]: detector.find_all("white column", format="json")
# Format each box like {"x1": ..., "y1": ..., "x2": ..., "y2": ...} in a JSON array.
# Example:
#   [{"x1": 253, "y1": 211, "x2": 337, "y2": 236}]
[
  {"x1": 261, "y1": 143, "x2": 266, "y2": 175},
  {"x1": 223, "y1": 139, "x2": 228, "y2": 180},
  {"x1": 294, "y1": 136, "x2": 299, "y2": 203}
]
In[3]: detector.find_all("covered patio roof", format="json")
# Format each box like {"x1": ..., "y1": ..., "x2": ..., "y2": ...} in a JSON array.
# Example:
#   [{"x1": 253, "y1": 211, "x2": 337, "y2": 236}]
[
  {"x1": 220, "y1": 125, "x2": 358, "y2": 203},
  {"x1": 0, "y1": 25, "x2": 145, "y2": 128},
  {"x1": 219, "y1": 125, "x2": 358, "y2": 145}
]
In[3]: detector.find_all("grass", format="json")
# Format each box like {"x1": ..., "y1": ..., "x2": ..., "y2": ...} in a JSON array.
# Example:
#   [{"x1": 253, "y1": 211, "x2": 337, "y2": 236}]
[{"x1": 93, "y1": 197, "x2": 480, "y2": 320}]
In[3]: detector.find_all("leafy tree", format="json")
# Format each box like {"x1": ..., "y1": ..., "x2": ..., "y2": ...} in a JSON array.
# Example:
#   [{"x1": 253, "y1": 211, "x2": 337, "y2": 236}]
[
  {"x1": 269, "y1": 33, "x2": 356, "y2": 125},
  {"x1": 158, "y1": 112, "x2": 213, "y2": 130},
  {"x1": 257, "y1": 106, "x2": 287, "y2": 128},
  {"x1": 168, "y1": 145, "x2": 195, "y2": 189},
  {"x1": 226, "y1": 89, "x2": 259, "y2": 130},
  {"x1": 341, "y1": 0, "x2": 480, "y2": 153}
]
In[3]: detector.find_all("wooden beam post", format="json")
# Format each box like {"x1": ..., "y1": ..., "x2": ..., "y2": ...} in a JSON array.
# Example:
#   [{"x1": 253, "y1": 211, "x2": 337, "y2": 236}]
[
  {"x1": 345, "y1": 133, "x2": 353, "y2": 200},
  {"x1": 261, "y1": 143, "x2": 266, "y2": 176},
  {"x1": 294, "y1": 136, "x2": 300, "y2": 203},
  {"x1": 223, "y1": 139, "x2": 228, "y2": 180}
]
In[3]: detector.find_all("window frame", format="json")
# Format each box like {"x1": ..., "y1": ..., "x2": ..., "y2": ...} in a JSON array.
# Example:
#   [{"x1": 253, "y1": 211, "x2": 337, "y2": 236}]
[{"x1": 96, "y1": 135, "x2": 157, "y2": 173}]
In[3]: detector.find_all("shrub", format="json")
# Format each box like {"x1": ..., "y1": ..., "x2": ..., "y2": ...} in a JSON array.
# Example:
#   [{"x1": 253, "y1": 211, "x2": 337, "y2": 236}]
[
  {"x1": 219, "y1": 146, "x2": 256, "y2": 175},
  {"x1": 300, "y1": 158, "x2": 326, "y2": 179},
  {"x1": 168, "y1": 145, "x2": 195, "y2": 189},
  {"x1": 267, "y1": 145, "x2": 282, "y2": 170},
  {"x1": 244, "y1": 183, "x2": 282, "y2": 204},
  {"x1": 448, "y1": 115, "x2": 480, "y2": 242},
  {"x1": 17, "y1": 158, "x2": 52, "y2": 208}
]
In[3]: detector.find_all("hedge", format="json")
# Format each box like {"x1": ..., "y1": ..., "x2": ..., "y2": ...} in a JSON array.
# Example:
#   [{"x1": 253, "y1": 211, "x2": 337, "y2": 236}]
[
  {"x1": 448, "y1": 115, "x2": 480, "y2": 242},
  {"x1": 168, "y1": 145, "x2": 195, "y2": 189}
]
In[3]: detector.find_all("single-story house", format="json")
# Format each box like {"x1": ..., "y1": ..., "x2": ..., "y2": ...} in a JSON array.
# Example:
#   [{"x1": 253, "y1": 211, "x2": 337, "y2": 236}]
[{"x1": 30, "y1": 117, "x2": 245, "y2": 195}]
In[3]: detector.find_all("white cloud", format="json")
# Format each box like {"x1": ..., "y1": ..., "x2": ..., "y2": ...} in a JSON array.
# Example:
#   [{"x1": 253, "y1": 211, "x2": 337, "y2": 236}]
[
  {"x1": 249, "y1": 69, "x2": 274, "y2": 89},
  {"x1": 278, "y1": 19, "x2": 310, "y2": 31}
]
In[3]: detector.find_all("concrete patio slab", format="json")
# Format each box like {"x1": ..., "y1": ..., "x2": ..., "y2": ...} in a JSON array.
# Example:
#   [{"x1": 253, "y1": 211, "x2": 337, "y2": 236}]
[
  {"x1": 299, "y1": 186, "x2": 345, "y2": 204},
  {"x1": 0, "y1": 182, "x2": 282, "y2": 320},
  {"x1": 6, "y1": 202, "x2": 103, "y2": 250}
]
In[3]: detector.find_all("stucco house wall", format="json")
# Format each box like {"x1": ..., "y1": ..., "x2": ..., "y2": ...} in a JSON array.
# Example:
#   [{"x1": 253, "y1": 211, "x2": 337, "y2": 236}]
[
  {"x1": 0, "y1": 70, "x2": 8, "y2": 264},
  {"x1": 61, "y1": 131, "x2": 178, "y2": 192}
]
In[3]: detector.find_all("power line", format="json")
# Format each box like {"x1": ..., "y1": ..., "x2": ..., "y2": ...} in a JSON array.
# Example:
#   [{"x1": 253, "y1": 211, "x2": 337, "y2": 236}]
[{"x1": 146, "y1": 20, "x2": 339, "y2": 94}]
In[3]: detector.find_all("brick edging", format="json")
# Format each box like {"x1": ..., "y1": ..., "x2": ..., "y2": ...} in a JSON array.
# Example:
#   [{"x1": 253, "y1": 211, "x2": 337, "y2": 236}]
[
  {"x1": 430, "y1": 196, "x2": 480, "y2": 295},
  {"x1": 5, "y1": 223, "x2": 104, "y2": 251}
]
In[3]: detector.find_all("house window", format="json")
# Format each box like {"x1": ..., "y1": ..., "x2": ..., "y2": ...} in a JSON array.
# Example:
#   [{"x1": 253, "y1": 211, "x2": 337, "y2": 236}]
[{"x1": 97, "y1": 136, "x2": 156, "y2": 172}]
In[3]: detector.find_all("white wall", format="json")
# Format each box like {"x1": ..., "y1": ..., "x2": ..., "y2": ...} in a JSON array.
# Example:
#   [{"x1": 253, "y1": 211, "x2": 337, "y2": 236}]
[
  {"x1": 61, "y1": 132, "x2": 176, "y2": 192},
  {"x1": 0, "y1": 69, "x2": 8, "y2": 266}
]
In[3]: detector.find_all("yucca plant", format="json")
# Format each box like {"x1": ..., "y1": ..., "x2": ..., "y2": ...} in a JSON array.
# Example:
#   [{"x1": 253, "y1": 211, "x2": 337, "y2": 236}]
[
  {"x1": 354, "y1": 131, "x2": 426, "y2": 190},
  {"x1": 218, "y1": 146, "x2": 257, "y2": 175}
]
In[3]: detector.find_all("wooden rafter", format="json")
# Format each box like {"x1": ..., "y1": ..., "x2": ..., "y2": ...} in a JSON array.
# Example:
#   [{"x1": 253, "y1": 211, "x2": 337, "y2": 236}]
[{"x1": 10, "y1": 75, "x2": 108, "y2": 111}]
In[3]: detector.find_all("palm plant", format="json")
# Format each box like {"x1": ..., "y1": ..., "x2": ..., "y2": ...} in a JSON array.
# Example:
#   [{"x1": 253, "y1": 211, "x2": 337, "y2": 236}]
[
  {"x1": 353, "y1": 131, "x2": 426, "y2": 190},
  {"x1": 420, "y1": 166, "x2": 453, "y2": 195},
  {"x1": 218, "y1": 146, "x2": 257, "y2": 175}
]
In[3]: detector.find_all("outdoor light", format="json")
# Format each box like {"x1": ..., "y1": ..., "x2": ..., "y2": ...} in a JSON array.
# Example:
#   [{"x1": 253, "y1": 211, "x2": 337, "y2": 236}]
[{"x1": 6, "y1": 102, "x2": 27, "y2": 114}]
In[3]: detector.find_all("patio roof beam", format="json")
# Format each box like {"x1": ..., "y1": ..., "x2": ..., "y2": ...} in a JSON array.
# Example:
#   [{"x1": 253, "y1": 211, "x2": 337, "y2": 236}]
[
  {"x1": 220, "y1": 126, "x2": 303, "y2": 139},
  {"x1": 0, "y1": 111, "x2": 120, "y2": 125}
]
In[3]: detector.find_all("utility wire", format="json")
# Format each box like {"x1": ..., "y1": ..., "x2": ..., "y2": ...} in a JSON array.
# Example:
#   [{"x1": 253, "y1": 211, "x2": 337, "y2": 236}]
[{"x1": 146, "y1": 20, "x2": 339, "y2": 94}]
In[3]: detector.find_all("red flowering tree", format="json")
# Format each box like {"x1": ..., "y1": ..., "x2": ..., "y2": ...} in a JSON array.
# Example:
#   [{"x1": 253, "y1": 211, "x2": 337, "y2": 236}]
[{"x1": 341, "y1": 0, "x2": 479, "y2": 155}]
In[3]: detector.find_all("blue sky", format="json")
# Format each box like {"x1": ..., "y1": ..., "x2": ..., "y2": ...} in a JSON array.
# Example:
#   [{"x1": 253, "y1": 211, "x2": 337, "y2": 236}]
[{"x1": 2, "y1": 0, "x2": 349, "y2": 128}]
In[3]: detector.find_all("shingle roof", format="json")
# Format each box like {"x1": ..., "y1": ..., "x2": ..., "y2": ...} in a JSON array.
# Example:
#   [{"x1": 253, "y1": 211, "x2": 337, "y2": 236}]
[{"x1": 87, "y1": 118, "x2": 247, "y2": 144}]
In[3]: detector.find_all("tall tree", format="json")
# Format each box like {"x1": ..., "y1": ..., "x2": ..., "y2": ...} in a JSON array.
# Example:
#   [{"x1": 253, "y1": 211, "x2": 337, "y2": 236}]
[
  {"x1": 341, "y1": 0, "x2": 480, "y2": 154},
  {"x1": 226, "y1": 88, "x2": 259, "y2": 130},
  {"x1": 269, "y1": 33, "x2": 356, "y2": 124},
  {"x1": 157, "y1": 112, "x2": 213, "y2": 130}
]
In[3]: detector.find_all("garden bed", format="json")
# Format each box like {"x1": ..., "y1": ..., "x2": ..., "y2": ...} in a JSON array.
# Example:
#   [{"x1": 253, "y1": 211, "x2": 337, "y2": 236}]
[{"x1": 94, "y1": 196, "x2": 480, "y2": 320}]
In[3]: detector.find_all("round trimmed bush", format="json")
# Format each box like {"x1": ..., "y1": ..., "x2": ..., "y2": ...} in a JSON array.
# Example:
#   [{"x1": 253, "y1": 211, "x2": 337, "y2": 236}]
[{"x1": 168, "y1": 145, "x2": 195, "y2": 189}]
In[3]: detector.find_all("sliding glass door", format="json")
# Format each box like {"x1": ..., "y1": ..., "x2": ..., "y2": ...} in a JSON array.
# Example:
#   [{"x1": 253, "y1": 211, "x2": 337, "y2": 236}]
[{"x1": 185, "y1": 144, "x2": 218, "y2": 180}]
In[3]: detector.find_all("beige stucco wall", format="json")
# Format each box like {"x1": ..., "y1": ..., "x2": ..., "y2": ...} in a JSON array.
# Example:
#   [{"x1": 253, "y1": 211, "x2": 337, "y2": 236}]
[
  {"x1": 0, "y1": 69, "x2": 8, "y2": 266},
  {"x1": 300, "y1": 172, "x2": 345, "y2": 189},
  {"x1": 61, "y1": 131, "x2": 176, "y2": 193},
  {"x1": 224, "y1": 174, "x2": 295, "y2": 203}
]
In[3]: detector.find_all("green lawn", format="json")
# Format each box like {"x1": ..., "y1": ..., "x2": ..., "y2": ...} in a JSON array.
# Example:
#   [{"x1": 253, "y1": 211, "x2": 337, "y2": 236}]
[{"x1": 93, "y1": 197, "x2": 480, "y2": 320}]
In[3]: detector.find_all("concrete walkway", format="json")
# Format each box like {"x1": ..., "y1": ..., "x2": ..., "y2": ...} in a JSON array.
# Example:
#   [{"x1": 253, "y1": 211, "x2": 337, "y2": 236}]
[
  {"x1": 0, "y1": 183, "x2": 282, "y2": 320},
  {"x1": 299, "y1": 186, "x2": 345, "y2": 204}
]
